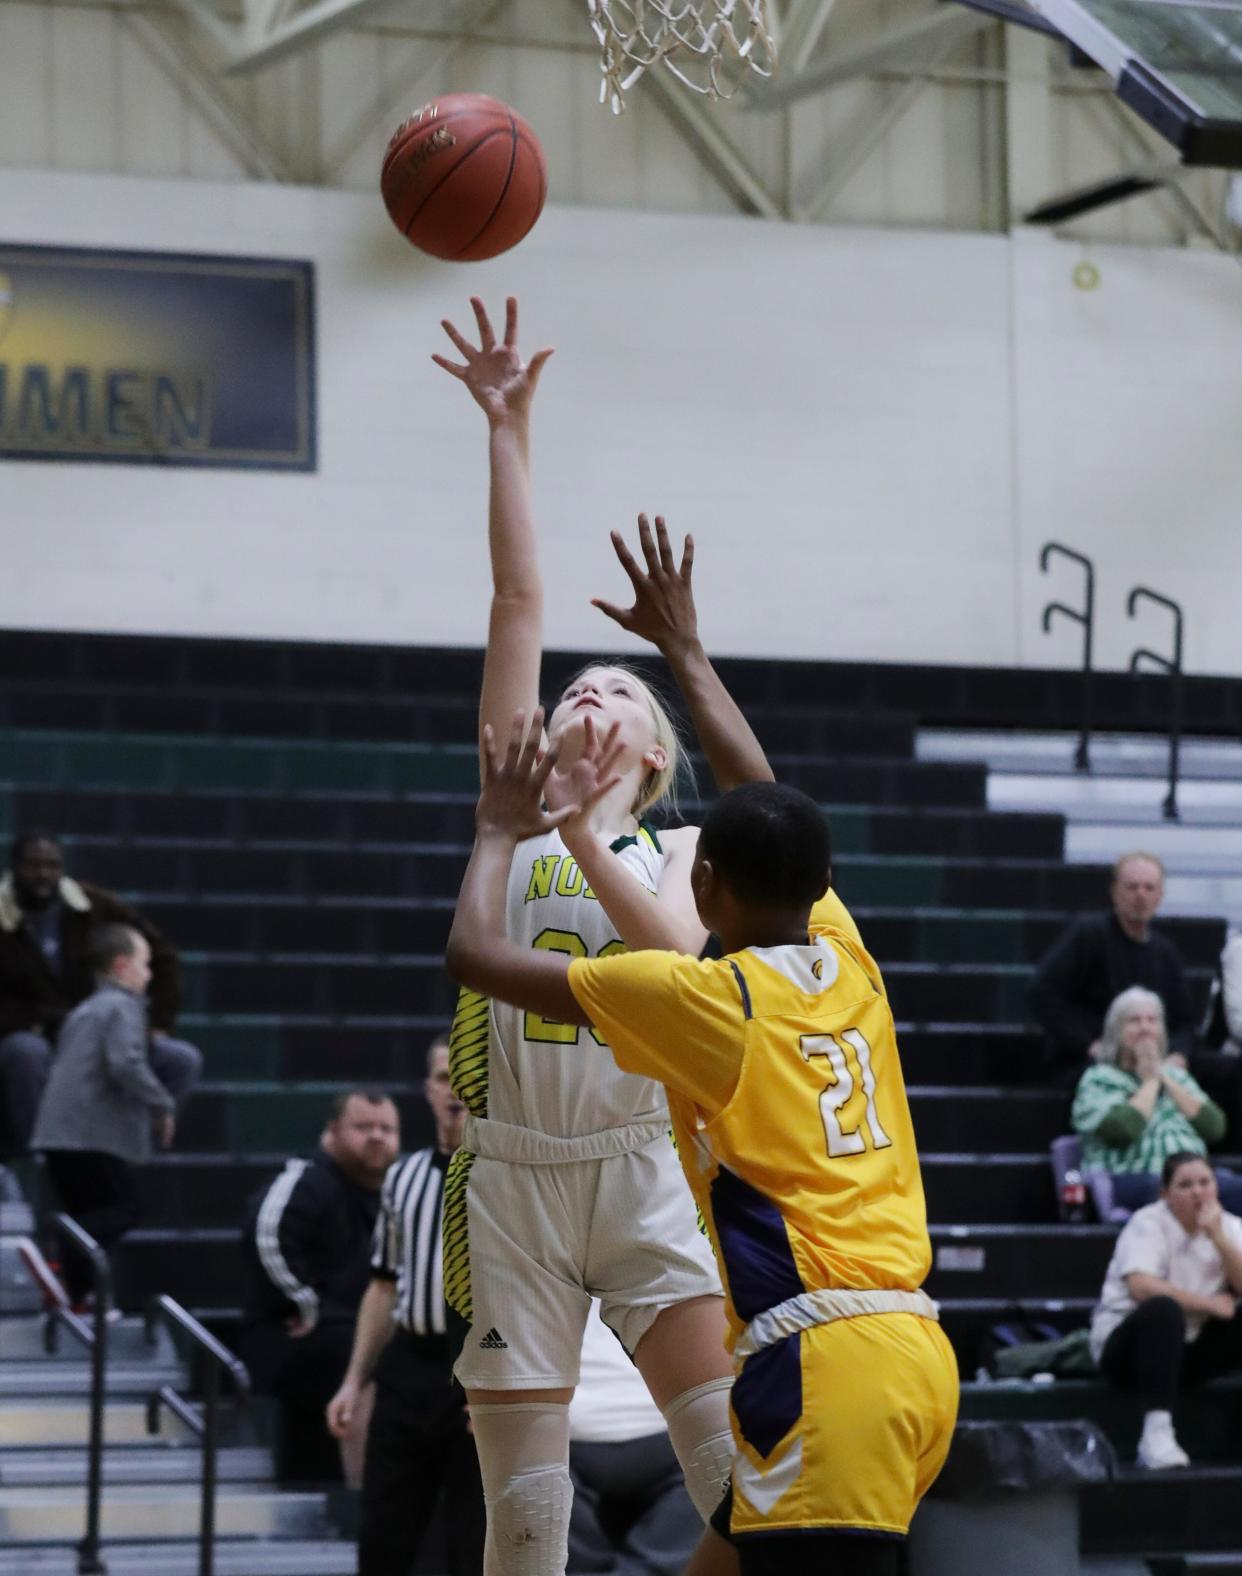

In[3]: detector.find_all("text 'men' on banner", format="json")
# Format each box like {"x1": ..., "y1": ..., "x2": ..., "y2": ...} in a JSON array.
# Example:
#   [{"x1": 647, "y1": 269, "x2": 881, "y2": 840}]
[{"x1": 0, "y1": 245, "x2": 316, "y2": 472}]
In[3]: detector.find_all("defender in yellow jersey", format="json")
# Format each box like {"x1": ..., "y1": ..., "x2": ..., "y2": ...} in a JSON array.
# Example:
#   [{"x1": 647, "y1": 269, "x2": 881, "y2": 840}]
[{"x1": 447, "y1": 718, "x2": 959, "y2": 1576}]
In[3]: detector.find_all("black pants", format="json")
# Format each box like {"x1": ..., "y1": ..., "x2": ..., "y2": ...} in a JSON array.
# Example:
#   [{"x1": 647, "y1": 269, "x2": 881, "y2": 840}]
[
  {"x1": 42, "y1": 1149, "x2": 141, "y2": 1302},
  {"x1": 239, "y1": 1318, "x2": 355, "y2": 1484},
  {"x1": 568, "y1": 1432, "x2": 699, "y2": 1576},
  {"x1": 736, "y1": 1536, "x2": 900, "y2": 1576},
  {"x1": 1099, "y1": 1295, "x2": 1242, "y2": 1411},
  {"x1": 358, "y1": 1331, "x2": 485, "y2": 1576}
]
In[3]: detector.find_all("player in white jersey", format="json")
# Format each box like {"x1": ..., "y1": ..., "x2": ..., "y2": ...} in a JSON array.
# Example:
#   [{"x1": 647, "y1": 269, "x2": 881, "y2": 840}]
[{"x1": 433, "y1": 297, "x2": 773, "y2": 1576}]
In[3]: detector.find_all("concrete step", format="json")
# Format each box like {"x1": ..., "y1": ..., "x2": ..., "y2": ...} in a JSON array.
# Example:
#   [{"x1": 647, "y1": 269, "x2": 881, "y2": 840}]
[
  {"x1": 0, "y1": 1201, "x2": 35, "y2": 1232},
  {"x1": 917, "y1": 729, "x2": 1242, "y2": 779},
  {"x1": 1065, "y1": 821, "x2": 1242, "y2": 874},
  {"x1": 0, "y1": 1445, "x2": 273, "y2": 1487},
  {"x1": 0, "y1": 1538, "x2": 354, "y2": 1575},
  {"x1": 1, "y1": 1360, "x2": 187, "y2": 1398},
  {"x1": 1082, "y1": 1463, "x2": 1242, "y2": 1557},
  {"x1": 0, "y1": 1400, "x2": 194, "y2": 1447},
  {"x1": 1162, "y1": 875, "x2": 1242, "y2": 923},
  {"x1": 0, "y1": 1314, "x2": 178, "y2": 1364},
  {"x1": 0, "y1": 1238, "x2": 42, "y2": 1316},
  {"x1": 986, "y1": 772, "x2": 1242, "y2": 825},
  {"x1": 0, "y1": 1483, "x2": 330, "y2": 1541},
  {"x1": 1163, "y1": 1559, "x2": 1242, "y2": 1575}
]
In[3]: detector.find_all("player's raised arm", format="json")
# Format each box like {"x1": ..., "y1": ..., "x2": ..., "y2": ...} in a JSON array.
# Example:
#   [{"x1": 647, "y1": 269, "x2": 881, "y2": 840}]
[
  {"x1": 445, "y1": 710, "x2": 622, "y2": 1027},
  {"x1": 432, "y1": 296, "x2": 554, "y2": 775},
  {"x1": 594, "y1": 515, "x2": 774, "y2": 794}
]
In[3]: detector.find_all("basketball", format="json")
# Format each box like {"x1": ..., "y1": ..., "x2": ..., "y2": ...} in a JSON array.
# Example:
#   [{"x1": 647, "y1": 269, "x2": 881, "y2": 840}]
[{"x1": 381, "y1": 93, "x2": 547, "y2": 263}]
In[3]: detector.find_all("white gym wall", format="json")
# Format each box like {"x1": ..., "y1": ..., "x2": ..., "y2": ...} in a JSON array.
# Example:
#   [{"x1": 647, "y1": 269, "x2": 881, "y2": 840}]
[
  {"x1": 2, "y1": 168, "x2": 1240, "y2": 672},
  {"x1": 1, "y1": 0, "x2": 1239, "y2": 673}
]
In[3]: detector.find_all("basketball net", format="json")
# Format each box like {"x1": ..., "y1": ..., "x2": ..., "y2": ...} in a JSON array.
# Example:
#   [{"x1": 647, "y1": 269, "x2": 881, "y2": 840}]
[{"x1": 587, "y1": 0, "x2": 777, "y2": 113}]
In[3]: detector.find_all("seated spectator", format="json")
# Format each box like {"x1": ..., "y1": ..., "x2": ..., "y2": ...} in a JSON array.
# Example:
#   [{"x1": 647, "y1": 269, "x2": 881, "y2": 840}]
[
  {"x1": 1072, "y1": 987, "x2": 1241, "y2": 1215},
  {"x1": 31, "y1": 924, "x2": 175, "y2": 1308},
  {"x1": 327, "y1": 1035, "x2": 484, "y2": 1576},
  {"x1": 567, "y1": 1301, "x2": 701, "y2": 1576},
  {"x1": 0, "y1": 832, "x2": 201, "y2": 1161},
  {"x1": 1030, "y1": 852, "x2": 1195, "y2": 1085},
  {"x1": 1090, "y1": 1151, "x2": 1242, "y2": 1469},
  {"x1": 239, "y1": 1089, "x2": 400, "y2": 1486}
]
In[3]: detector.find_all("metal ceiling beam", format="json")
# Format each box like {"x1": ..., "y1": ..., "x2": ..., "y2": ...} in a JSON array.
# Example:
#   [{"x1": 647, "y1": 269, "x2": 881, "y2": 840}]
[
  {"x1": 797, "y1": 76, "x2": 930, "y2": 220},
  {"x1": 749, "y1": 4, "x2": 994, "y2": 107},
  {"x1": 793, "y1": 25, "x2": 966, "y2": 221},
  {"x1": 1023, "y1": 167, "x2": 1166, "y2": 223},
  {"x1": 1092, "y1": 92, "x2": 1231, "y2": 250},
  {"x1": 777, "y1": 0, "x2": 839, "y2": 75},
  {"x1": 165, "y1": 0, "x2": 239, "y2": 56},
  {"x1": 118, "y1": 10, "x2": 300, "y2": 179},
  {"x1": 642, "y1": 65, "x2": 786, "y2": 217},
  {"x1": 320, "y1": 0, "x2": 506, "y2": 178},
  {"x1": 223, "y1": 0, "x2": 410, "y2": 73}
]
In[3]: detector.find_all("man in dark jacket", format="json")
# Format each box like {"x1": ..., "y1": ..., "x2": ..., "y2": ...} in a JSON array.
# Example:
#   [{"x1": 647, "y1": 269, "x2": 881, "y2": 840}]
[
  {"x1": 239, "y1": 1089, "x2": 401, "y2": 1484},
  {"x1": 1030, "y1": 852, "x2": 1196, "y2": 1084},
  {"x1": 0, "y1": 832, "x2": 201, "y2": 1159}
]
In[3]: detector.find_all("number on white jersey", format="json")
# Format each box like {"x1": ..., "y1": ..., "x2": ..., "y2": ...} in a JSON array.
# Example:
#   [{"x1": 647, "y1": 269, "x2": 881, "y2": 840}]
[{"x1": 525, "y1": 929, "x2": 625, "y2": 1048}]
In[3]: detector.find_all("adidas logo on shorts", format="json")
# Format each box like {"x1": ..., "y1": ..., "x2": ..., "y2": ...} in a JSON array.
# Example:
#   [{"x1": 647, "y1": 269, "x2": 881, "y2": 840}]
[{"x1": 479, "y1": 1327, "x2": 508, "y2": 1350}]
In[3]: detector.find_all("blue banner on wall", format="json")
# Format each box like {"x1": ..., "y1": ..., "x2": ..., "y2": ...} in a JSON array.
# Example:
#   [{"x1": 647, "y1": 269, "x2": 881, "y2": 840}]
[{"x1": 0, "y1": 245, "x2": 316, "y2": 471}]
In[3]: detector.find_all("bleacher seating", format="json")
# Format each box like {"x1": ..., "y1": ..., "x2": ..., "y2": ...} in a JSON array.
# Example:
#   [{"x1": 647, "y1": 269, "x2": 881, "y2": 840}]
[{"x1": 2, "y1": 627, "x2": 1238, "y2": 1569}]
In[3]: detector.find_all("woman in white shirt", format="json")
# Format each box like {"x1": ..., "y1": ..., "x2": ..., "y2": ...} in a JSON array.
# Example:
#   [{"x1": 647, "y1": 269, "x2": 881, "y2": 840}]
[{"x1": 1091, "y1": 1151, "x2": 1242, "y2": 1468}]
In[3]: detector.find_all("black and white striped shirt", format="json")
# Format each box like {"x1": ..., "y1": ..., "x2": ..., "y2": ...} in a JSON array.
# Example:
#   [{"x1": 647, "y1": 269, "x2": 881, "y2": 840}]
[{"x1": 371, "y1": 1148, "x2": 448, "y2": 1336}]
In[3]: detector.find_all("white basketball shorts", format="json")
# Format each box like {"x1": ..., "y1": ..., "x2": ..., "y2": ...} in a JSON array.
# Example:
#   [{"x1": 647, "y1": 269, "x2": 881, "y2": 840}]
[{"x1": 445, "y1": 1116, "x2": 722, "y2": 1390}]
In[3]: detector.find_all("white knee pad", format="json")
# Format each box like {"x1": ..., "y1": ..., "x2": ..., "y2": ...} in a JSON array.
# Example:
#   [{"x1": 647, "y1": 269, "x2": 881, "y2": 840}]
[
  {"x1": 470, "y1": 1402, "x2": 573, "y2": 1576},
  {"x1": 662, "y1": 1376, "x2": 735, "y2": 1523}
]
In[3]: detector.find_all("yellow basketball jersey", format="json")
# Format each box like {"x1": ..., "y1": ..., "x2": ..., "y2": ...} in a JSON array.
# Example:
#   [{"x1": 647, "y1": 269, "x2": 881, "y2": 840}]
[{"x1": 569, "y1": 891, "x2": 931, "y2": 1350}]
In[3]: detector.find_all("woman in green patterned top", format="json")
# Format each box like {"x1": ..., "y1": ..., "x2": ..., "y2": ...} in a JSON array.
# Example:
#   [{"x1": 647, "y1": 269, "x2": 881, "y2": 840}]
[{"x1": 1072, "y1": 987, "x2": 1242, "y2": 1215}]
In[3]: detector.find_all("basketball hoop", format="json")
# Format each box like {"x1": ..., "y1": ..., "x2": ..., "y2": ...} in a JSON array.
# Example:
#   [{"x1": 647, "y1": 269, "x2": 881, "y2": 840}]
[{"x1": 587, "y1": 0, "x2": 776, "y2": 113}]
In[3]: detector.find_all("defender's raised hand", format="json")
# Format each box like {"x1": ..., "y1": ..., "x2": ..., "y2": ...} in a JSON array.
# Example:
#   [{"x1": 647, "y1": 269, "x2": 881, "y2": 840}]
[
  {"x1": 477, "y1": 709, "x2": 621, "y2": 842},
  {"x1": 432, "y1": 296, "x2": 553, "y2": 425},
  {"x1": 543, "y1": 714, "x2": 627, "y2": 838},
  {"x1": 592, "y1": 515, "x2": 699, "y2": 659}
]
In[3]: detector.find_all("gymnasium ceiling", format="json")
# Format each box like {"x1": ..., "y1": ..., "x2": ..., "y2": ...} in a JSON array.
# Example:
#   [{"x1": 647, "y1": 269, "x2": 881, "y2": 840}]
[{"x1": 1, "y1": 0, "x2": 1235, "y2": 247}]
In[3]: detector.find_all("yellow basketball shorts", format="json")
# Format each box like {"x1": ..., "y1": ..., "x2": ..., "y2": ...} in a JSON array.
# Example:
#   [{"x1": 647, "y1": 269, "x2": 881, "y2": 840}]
[{"x1": 725, "y1": 1311, "x2": 959, "y2": 1538}]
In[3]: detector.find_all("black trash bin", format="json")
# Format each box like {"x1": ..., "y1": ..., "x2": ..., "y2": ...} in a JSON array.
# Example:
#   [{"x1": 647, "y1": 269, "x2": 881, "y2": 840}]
[{"x1": 909, "y1": 1420, "x2": 1116, "y2": 1576}]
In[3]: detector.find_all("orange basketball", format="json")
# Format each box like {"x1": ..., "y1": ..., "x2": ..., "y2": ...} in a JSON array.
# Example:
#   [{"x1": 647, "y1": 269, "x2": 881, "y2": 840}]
[{"x1": 381, "y1": 94, "x2": 547, "y2": 263}]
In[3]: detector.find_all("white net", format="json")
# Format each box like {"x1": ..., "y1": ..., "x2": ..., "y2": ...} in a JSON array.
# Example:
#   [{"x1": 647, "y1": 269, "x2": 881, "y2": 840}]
[{"x1": 588, "y1": 0, "x2": 777, "y2": 113}]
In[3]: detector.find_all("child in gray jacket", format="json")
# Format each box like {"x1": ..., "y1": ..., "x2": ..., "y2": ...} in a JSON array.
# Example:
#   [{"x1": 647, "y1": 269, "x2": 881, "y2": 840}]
[{"x1": 33, "y1": 923, "x2": 175, "y2": 1305}]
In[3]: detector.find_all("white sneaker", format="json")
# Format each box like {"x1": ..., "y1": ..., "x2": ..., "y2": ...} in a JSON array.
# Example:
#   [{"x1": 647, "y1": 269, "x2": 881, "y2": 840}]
[{"x1": 1137, "y1": 1412, "x2": 1190, "y2": 1470}]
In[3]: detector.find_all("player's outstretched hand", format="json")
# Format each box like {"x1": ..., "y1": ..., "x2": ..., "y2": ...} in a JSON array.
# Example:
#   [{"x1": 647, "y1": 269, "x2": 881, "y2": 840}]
[
  {"x1": 432, "y1": 296, "x2": 553, "y2": 425},
  {"x1": 593, "y1": 514, "x2": 699, "y2": 659},
  {"x1": 478, "y1": 709, "x2": 623, "y2": 841}
]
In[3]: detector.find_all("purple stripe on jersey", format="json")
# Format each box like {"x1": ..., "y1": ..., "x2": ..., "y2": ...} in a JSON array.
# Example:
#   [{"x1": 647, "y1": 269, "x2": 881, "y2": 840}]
[{"x1": 710, "y1": 1164, "x2": 804, "y2": 1321}]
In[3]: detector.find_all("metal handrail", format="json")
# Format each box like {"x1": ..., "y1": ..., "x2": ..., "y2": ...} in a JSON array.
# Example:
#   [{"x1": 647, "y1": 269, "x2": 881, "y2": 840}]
[
  {"x1": 1040, "y1": 541, "x2": 1096, "y2": 770},
  {"x1": 145, "y1": 1295, "x2": 250, "y2": 1576},
  {"x1": 1127, "y1": 584, "x2": 1185, "y2": 821},
  {"x1": 49, "y1": 1214, "x2": 112, "y2": 1575}
]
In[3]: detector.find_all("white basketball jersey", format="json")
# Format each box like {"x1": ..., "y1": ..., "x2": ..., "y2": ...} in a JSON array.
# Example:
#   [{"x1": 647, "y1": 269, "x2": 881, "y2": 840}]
[{"x1": 449, "y1": 823, "x2": 671, "y2": 1138}]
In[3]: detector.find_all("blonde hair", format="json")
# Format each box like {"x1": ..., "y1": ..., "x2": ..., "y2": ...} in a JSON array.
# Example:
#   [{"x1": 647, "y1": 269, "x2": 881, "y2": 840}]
[
  {"x1": 1096, "y1": 986, "x2": 1167, "y2": 1066},
  {"x1": 560, "y1": 662, "x2": 687, "y2": 818}
]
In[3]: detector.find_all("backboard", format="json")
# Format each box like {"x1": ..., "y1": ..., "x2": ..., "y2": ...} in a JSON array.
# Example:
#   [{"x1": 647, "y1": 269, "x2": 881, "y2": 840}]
[{"x1": 1027, "y1": 0, "x2": 1242, "y2": 166}]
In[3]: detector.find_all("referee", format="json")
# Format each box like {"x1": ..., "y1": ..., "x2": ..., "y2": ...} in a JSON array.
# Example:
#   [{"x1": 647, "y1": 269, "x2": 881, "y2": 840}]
[{"x1": 327, "y1": 1035, "x2": 484, "y2": 1575}]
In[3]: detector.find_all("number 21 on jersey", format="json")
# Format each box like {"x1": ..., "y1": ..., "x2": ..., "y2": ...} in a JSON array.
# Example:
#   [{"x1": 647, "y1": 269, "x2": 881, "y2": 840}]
[{"x1": 800, "y1": 1029, "x2": 893, "y2": 1158}]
